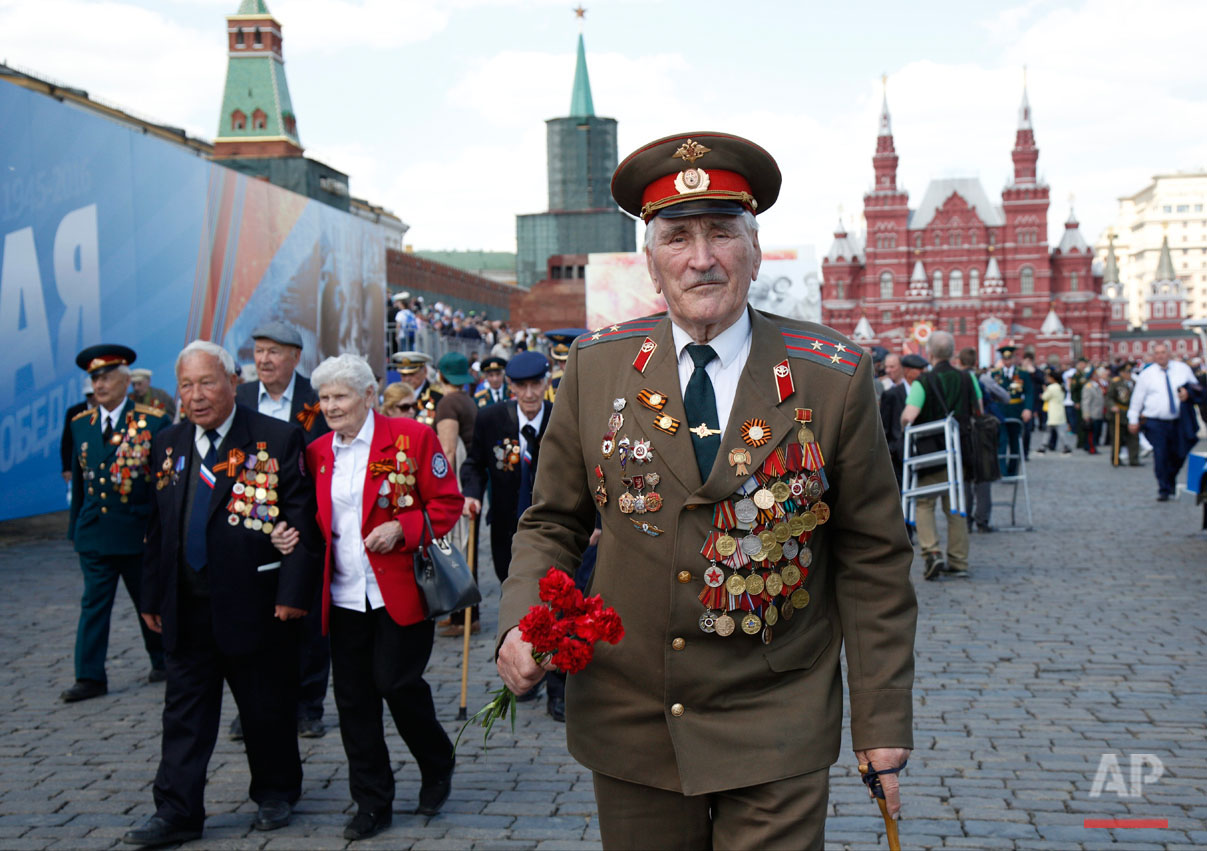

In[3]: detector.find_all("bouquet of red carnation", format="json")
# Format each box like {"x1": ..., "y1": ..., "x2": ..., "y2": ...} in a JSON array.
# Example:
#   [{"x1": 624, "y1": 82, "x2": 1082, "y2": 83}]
[{"x1": 457, "y1": 567, "x2": 623, "y2": 749}]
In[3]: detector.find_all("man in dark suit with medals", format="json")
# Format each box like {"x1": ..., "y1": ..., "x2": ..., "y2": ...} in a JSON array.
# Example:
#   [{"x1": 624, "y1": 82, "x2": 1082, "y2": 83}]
[
  {"x1": 990, "y1": 343, "x2": 1033, "y2": 475},
  {"x1": 460, "y1": 352, "x2": 562, "y2": 717},
  {"x1": 496, "y1": 132, "x2": 917, "y2": 848},
  {"x1": 474, "y1": 356, "x2": 510, "y2": 408},
  {"x1": 124, "y1": 341, "x2": 320, "y2": 847},
  {"x1": 62, "y1": 345, "x2": 170, "y2": 703},
  {"x1": 233, "y1": 321, "x2": 329, "y2": 740}
]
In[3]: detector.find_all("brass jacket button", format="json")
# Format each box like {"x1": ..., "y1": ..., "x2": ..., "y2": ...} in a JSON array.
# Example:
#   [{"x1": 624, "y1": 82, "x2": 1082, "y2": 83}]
[
  {"x1": 670, "y1": 703, "x2": 684, "y2": 717},
  {"x1": 672, "y1": 638, "x2": 685, "y2": 651},
  {"x1": 676, "y1": 571, "x2": 691, "y2": 584}
]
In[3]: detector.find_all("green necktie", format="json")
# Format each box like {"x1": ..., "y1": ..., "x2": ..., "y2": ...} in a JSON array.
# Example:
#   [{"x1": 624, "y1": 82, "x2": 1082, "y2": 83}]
[{"x1": 684, "y1": 344, "x2": 721, "y2": 482}]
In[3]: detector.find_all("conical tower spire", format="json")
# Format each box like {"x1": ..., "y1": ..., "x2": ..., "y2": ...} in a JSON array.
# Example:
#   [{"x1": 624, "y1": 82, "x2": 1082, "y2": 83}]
[
  {"x1": 1103, "y1": 233, "x2": 1120, "y2": 285},
  {"x1": 878, "y1": 74, "x2": 892, "y2": 136},
  {"x1": 1011, "y1": 69, "x2": 1038, "y2": 185},
  {"x1": 569, "y1": 32, "x2": 595, "y2": 118},
  {"x1": 1155, "y1": 234, "x2": 1177, "y2": 281},
  {"x1": 1018, "y1": 71, "x2": 1033, "y2": 130},
  {"x1": 872, "y1": 74, "x2": 898, "y2": 192}
]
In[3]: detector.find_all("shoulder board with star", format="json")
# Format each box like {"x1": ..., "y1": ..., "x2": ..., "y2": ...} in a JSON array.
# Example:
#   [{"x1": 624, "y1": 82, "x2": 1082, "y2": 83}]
[
  {"x1": 473, "y1": 388, "x2": 489, "y2": 399},
  {"x1": 576, "y1": 314, "x2": 665, "y2": 350},
  {"x1": 71, "y1": 408, "x2": 95, "y2": 423},
  {"x1": 779, "y1": 327, "x2": 862, "y2": 376},
  {"x1": 134, "y1": 403, "x2": 169, "y2": 419}
]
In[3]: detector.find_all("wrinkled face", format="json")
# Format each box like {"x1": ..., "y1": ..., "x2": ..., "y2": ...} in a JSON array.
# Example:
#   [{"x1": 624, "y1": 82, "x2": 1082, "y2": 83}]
[
  {"x1": 884, "y1": 354, "x2": 903, "y2": 383},
  {"x1": 904, "y1": 366, "x2": 923, "y2": 384},
  {"x1": 512, "y1": 376, "x2": 548, "y2": 419},
  {"x1": 1153, "y1": 345, "x2": 1170, "y2": 368},
  {"x1": 484, "y1": 370, "x2": 504, "y2": 390},
  {"x1": 399, "y1": 368, "x2": 427, "y2": 391},
  {"x1": 645, "y1": 214, "x2": 761, "y2": 333},
  {"x1": 178, "y1": 353, "x2": 237, "y2": 429},
  {"x1": 92, "y1": 369, "x2": 130, "y2": 410},
  {"x1": 319, "y1": 382, "x2": 375, "y2": 439},
  {"x1": 131, "y1": 376, "x2": 150, "y2": 394},
  {"x1": 253, "y1": 340, "x2": 301, "y2": 390}
]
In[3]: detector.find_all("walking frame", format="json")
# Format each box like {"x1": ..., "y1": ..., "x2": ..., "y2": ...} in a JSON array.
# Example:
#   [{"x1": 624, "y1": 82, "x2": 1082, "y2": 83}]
[
  {"x1": 900, "y1": 415, "x2": 965, "y2": 526},
  {"x1": 994, "y1": 417, "x2": 1033, "y2": 531}
]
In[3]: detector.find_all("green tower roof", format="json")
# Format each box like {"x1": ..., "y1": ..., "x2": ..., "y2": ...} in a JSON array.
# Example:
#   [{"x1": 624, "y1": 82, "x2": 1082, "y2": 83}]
[
  {"x1": 236, "y1": 0, "x2": 271, "y2": 14},
  {"x1": 569, "y1": 33, "x2": 595, "y2": 119}
]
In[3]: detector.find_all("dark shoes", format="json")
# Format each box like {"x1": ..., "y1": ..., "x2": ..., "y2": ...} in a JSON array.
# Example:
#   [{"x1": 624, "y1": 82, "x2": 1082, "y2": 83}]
[
  {"x1": 147, "y1": 668, "x2": 167, "y2": 684},
  {"x1": 547, "y1": 696, "x2": 566, "y2": 722},
  {"x1": 344, "y1": 808, "x2": 392, "y2": 841},
  {"x1": 252, "y1": 800, "x2": 292, "y2": 831},
  {"x1": 60, "y1": 679, "x2": 107, "y2": 703},
  {"x1": 297, "y1": 717, "x2": 326, "y2": 738},
  {"x1": 515, "y1": 682, "x2": 543, "y2": 703},
  {"x1": 228, "y1": 715, "x2": 243, "y2": 742},
  {"x1": 923, "y1": 553, "x2": 945, "y2": 581},
  {"x1": 976, "y1": 523, "x2": 995, "y2": 533},
  {"x1": 122, "y1": 815, "x2": 201, "y2": 847},
  {"x1": 416, "y1": 763, "x2": 454, "y2": 816},
  {"x1": 1157, "y1": 494, "x2": 1171, "y2": 502}
]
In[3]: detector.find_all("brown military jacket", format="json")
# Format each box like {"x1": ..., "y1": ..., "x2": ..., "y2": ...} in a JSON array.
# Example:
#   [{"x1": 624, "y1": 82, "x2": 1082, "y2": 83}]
[{"x1": 499, "y1": 307, "x2": 917, "y2": 796}]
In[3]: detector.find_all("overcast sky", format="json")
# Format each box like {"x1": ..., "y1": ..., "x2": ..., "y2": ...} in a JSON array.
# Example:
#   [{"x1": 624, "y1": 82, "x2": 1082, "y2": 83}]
[{"x1": 3, "y1": 0, "x2": 1205, "y2": 256}]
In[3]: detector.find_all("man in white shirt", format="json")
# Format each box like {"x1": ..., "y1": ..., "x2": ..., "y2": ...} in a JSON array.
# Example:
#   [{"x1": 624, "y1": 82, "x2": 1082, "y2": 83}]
[{"x1": 1128, "y1": 343, "x2": 1198, "y2": 501}]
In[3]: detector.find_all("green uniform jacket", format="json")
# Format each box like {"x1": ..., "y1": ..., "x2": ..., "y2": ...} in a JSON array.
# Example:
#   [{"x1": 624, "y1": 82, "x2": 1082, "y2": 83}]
[
  {"x1": 499, "y1": 308, "x2": 917, "y2": 795},
  {"x1": 991, "y1": 366, "x2": 1034, "y2": 417},
  {"x1": 69, "y1": 401, "x2": 172, "y2": 555}
]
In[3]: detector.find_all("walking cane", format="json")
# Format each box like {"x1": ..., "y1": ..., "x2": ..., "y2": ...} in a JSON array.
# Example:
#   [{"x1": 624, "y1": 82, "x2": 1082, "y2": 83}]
[
  {"x1": 457, "y1": 511, "x2": 479, "y2": 721},
  {"x1": 1112, "y1": 408, "x2": 1121, "y2": 467},
  {"x1": 859, "y1": 763, "x2": 902, "y2": 851}
]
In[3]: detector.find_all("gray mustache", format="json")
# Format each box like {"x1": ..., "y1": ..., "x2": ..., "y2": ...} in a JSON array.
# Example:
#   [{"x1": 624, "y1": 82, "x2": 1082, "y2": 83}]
[{"x1": 690, "y1": 271, "x2": 727, "y2": 285}]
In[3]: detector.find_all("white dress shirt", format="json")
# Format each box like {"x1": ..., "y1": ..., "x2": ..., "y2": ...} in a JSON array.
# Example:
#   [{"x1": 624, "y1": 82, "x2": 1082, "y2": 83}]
[
  {"x1": 257, "y1": 372, "x2": 296, "y2": 422},
  {"x1": 99, "y1": 398, "x2": 127, "y2": 434},
  {"x1": 671, "y1": 309, "x2": 753, "y2": 435},
  {"x1": 328, "y1": 413, "x2": 385, "y2": 612},
  {"x1": 1128, "y1": 359, "x2": 1196, "y2": 424},
  {"x1": 192, "y1": 407, "x2": 236, "y2": 458},
  {"x1": 518, "y1": 403, "x2": 545, "y2": 459}
]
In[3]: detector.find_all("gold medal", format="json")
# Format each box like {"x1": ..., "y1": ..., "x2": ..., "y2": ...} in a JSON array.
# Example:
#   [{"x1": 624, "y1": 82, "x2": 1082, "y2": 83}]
[
  {"x1": 257, "y1": 450, "x2": 269, "y2": 462},
  {"x1": 234, "y1": 499, "x2": 247, "y2": 513},
  {"x1": 813, "y1": 502, "x2": 831, "y2": 524},
  {"x1": 716, "y1": 534, "x2": 737, "y2": 557},
  {"x1": 725, "y1": 573, "x2": 747, "y2": 596},
  {"x1": 772, "y1": 522, "x2": 791, "y2": 543},
  {"x1": 740, "y1": 613, "x2": 762, "y2": 635},
  {"x1": 765, "y1": 572, "x2": 784, "y2": 597},
  {"x1": 262, "y1": 522, "x2": 274, "y2": 535},
  {"x1": 255, "y1": 472, "x2": 268, "y2": 485},
  {"x1": 766, "y1": 542, "x2": 783, "y2": 563},
  {"x1": 797, "y1": 426, "x2": 815, "y2": 444},
  {"x1": 618, "y1": 492, "x2": 636, "y2": 514},
  {"x1": 243, "y1": 517, "x2": 254, "y2": 529},
  {"x1": 791, "y1": 588, "x2": 810, "y2": 609},
  {"x1": 770, "y1": 481, "x2": 791, "y2": 503},
  {"x1": 753, "y1": 488, "x2": 775, "y2": 510},
  {"x1": 388, "y1": 472, "x2": 398, "y2": 484},
  {"x1": 267, "y1": 473, "x2": 279, "y2": 487},
  {"x1": 752, "y1": 547, "x2": 770, "y2": 563},
  {"x1": 268, "y1": 505, "x2": 280, "y2": 518},
  {"x1": 714, "y1": 613, "x2": 736, "y2": 637},
  {"x1": 758, "y1": 529, "x2": 776, "y2": 548},
  {"x1": 781, "y1": 596, "x2": 795, "y2": 619},
  {"x1": 745, "y1": 573, "x2": 765, "y2": 596},
  {"x1": 787, "y1": 515, "x2": 807, "y2": 537},
  {"x1": 255, "y1": 487, "x2": 268, "y2": 501},
  {"x1": 267, "y1": 489, "x2": 278, "y2": 502},
  {"x1": 765, "y1": 603, "x2": 779, "y2": 626},
  {"x1": 781, "y1": 564, "x2": 802, "y2": 586},
  {"x1": 799, "y1": 511, "x2": 817, "y2": 532}
]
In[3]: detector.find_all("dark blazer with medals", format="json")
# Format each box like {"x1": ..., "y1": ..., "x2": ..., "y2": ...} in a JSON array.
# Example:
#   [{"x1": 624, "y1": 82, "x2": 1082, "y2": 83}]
[
  {"x1": 236, "y1": 373, "x2": 330, "y2": 444},
  {"x1": 461, "y1": 399, "x2": 553, "y2": 579},
  {"x1": 498, "y1": 308, "x2": 917, "y2": 796},
  {"x1": 141, "y1": 405, "x2": 321, "y2": 655},
  {"x1": 69, "y1": 402, "x2": 172, "y2": 555}
]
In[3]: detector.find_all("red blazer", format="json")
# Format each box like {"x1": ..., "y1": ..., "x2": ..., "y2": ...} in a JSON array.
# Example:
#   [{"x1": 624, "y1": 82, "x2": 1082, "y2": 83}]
[{"x1": 307, "y1": 411, "x2": 464, "y2": 632}]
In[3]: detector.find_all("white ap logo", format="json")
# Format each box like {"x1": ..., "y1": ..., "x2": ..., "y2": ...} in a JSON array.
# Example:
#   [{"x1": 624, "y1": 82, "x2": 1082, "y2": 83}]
[{"x1": 1090, "y1": 753, "x2": 1164, "y2": 798}]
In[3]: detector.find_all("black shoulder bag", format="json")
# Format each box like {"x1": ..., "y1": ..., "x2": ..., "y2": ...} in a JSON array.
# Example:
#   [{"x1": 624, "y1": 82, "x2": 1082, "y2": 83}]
[{"x1": 412, "y1": 508, "x2": 481, "y2": 619}]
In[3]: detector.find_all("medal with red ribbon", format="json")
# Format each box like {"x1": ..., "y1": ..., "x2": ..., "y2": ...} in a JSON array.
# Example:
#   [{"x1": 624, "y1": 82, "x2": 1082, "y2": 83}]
[
  {"x1": 632, "y1": 337, "x2": 657, "y2": 374},
  {"x1": 773, "y1": 359, "x2": 794, "y2": 403}
]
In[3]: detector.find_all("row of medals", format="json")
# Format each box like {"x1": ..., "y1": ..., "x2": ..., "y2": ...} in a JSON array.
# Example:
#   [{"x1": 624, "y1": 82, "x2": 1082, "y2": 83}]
[
  {"x1": 700, "y1": 437, "x2": 829, "y2": 645},
  {"x1": 600, "y1": 402, "x2": 661, "y2": 513},
  {"x1": 226, "y1": 450, "x2": 281, "y2": 533},
  {"x1": 102, "y1": 415, "x2": 153, "y2": 504},
  {"x1": 378, "y1": 447, "x2": 418, "y2": 509}
]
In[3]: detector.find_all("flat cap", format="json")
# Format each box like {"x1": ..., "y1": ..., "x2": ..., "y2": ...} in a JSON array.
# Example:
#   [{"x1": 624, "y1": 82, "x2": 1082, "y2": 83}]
[
  {"x1": 130, "y1": 368, "x2": 153, "y2": 380},
  {"x1": 436, "y1": 352, "x2": 473, "y2": 386},
  {"x1": 612, "y1": 131, "x2": 781, "y2": 222},
  {"x1": 901, "y1": 354, "x2": 929, "y2": 369},
  {"x1": 250, "y1": 320, "x2": 303, "y2": 348},
  {"x1": 390, "y1": 351, "x2": 432, "y2": 374},
  {"x1": 506, "y1": 351, "x2": 550, "y2": 382},
  {"x1": 76, "y1": 344, "x2": 136, "y2": 376}
]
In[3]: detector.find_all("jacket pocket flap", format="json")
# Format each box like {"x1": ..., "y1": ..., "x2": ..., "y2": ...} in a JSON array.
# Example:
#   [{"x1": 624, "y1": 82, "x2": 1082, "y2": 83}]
[{"x1": 763, "y1": 616, "x2": 833, "y2": 673}]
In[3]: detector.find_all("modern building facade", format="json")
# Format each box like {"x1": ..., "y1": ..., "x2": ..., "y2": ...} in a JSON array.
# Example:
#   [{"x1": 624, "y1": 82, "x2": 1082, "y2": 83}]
[
  {"x1": 821, "y1": 84, "x2": 1110, "y2": 365},
  {"x1": 515, "y1": 32, "x2": 635, "y2": 289}
]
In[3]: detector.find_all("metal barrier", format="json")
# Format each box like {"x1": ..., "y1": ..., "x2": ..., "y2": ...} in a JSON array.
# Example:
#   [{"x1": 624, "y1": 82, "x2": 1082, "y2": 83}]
[
  {"x1": 900, "y1": 415, "x2": 965, "y2": 526},
  {"x1": 386, "y1": 322, "x2": 551, "y2": 364},
  {"x1": 993, "y1": 417, "x2": 1033, "y2": 531}
]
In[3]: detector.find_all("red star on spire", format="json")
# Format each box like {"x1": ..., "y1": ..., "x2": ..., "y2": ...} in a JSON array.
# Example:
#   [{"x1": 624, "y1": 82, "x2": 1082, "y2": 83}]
[{"x1": 573, "y1": 4, "x2": 587, "y2": 19}]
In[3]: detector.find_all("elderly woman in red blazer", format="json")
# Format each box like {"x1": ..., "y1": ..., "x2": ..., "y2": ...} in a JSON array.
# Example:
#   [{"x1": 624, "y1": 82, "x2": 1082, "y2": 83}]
[{"x1": 271, "y1": 353, "x2": 462, "y2": 842}]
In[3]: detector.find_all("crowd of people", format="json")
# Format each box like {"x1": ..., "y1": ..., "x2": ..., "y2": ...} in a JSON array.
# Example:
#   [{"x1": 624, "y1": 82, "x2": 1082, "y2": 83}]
[
  {"x1": 877, "y1": 336, "x2": 1207, "y2": 581},
  {"x1": 389, "y1": 293, "x2": 546, "y2": 361}
]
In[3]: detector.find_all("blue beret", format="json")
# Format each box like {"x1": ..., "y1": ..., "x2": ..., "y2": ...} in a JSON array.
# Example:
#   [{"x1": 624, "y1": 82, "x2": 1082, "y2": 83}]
[{"x1": 506, "y1": 351, "x2": 550, "y2": 381}]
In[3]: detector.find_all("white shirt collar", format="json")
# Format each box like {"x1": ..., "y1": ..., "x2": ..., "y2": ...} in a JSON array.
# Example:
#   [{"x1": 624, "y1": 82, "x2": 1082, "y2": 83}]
[
  {"x1": 194, "y1": 406, "x2": 237, "y2": 445},
  {"x1": 258, "y1": 371, "x2": 297, "y2": 405},
  {"x1": 334, "y1": 410, "x2": 375, "y2": 452},
  {"x1": 518, "y1": 403, "x2": 544, "y2": 433},
  {"x1": 101, "y1": 398, "x2": 126, "y2": 427},
  {"x1": 671, "y1": 308, "x2": 752, "y2": 369}
]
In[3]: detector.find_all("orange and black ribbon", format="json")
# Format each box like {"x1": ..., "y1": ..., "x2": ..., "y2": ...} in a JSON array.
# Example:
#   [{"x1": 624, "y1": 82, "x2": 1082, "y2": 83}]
[
  {"x1": 213, "y1": 448, "x2": 247, "y2": 476},
  {"x1": 296, "y1": 401, "x2": 322, "y2": 431},
  {"x1": 368, "y1": 460, "x2": 396, "y2": 477}
]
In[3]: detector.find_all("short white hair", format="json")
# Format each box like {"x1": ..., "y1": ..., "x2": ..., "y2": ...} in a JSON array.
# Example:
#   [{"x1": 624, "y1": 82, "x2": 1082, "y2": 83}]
[
  {"x1": 177, "y1": 340, "x2": 236, "y2": 376},
  {"x1": 643, "y1": 209, "x2": 759, "y2": 252},
  {"x1": 310, "y1": 353, "x2": 376, "y2": 395}
]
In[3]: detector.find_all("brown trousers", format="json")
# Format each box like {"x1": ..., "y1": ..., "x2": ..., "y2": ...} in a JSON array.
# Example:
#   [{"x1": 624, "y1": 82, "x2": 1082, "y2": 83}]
[{"x1": 592, "y1": 767, "x2": 829, "y2": 850}]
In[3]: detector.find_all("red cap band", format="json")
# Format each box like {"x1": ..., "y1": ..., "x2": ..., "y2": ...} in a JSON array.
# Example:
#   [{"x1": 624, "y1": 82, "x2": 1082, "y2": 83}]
[{"x1": 640, "y1": 168, "x2": 756, "y2": 221}]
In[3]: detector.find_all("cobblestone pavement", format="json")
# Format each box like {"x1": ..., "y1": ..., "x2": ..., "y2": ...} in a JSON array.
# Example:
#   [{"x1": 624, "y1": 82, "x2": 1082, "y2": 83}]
[{"x1": 1, "y1": 439, "x2": 1204, "y2": 850}]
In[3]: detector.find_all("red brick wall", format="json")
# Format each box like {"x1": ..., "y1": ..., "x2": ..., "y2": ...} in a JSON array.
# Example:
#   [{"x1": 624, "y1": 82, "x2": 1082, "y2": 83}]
[{"x1": 387, "y1": 250, "x2": 516, "y2": 313}]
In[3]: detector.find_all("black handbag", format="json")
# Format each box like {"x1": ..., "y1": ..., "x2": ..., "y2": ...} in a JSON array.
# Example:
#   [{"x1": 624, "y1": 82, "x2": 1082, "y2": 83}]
[{"x1": 411, "y1": 508, "x2": 481, "y2": 619}]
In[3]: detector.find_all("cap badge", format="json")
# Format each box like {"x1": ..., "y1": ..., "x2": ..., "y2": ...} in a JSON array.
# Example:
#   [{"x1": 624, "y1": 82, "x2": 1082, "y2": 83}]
[
  {"x1": 672, "y1": 139, "x2": 712, "y2": 197},
  {"x1": 673, "y1": 139, "x2": 711, "y2": 165}
]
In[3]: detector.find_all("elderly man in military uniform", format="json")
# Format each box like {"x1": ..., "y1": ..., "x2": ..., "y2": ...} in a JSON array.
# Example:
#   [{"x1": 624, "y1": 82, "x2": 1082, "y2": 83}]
[
  {"x1": 990, "y1": 343, "x2": 1033, "y2": 475},
  {"x1": 62, "y1": 345, "x2": 170, "y2": 702},
  {"x1": 391, "y1": 351, "x2": 441, "y2": 426},
  {"x1": 233, "y1": 320, "x2": 329, "y2": 739},
  {"x1": 129, "y1": 368, "x2": 177, "y2": 420},
  {"x1": 1106, "y1": 363, "x2": 1141, "y2": 466},
  {"x1": 543, "y1": 329, "x2": 588, "y2": 403},
  {"x1": 496, "y1": 132, "x2": 917, "y2": 848},
  {"x1": 474, "y1": 356, "x2": 510, "y2": 408}
]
